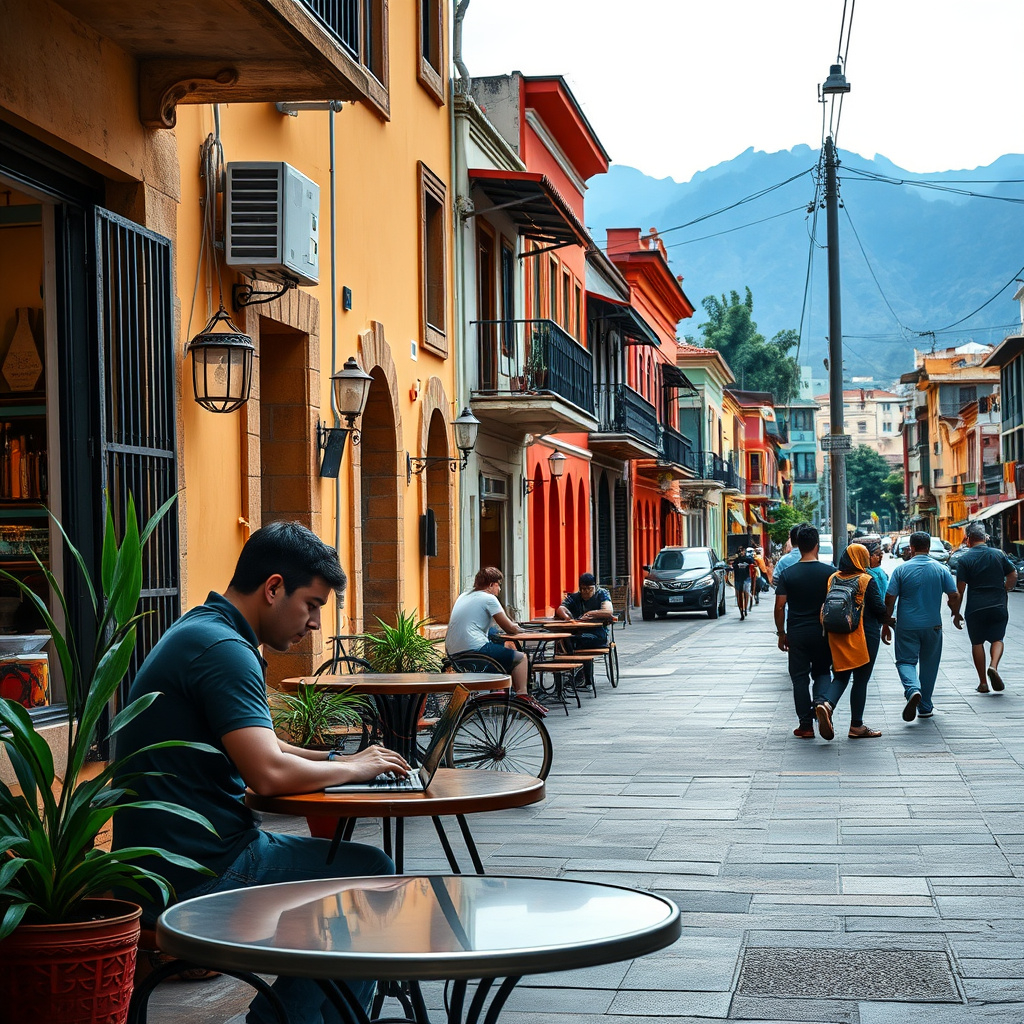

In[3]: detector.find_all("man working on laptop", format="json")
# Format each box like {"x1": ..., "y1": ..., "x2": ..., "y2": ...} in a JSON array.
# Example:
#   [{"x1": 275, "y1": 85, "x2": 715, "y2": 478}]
[
  {"x1": 556, "y1": 572, "x2": 615, "y2": 685},
  {"x1": 113, "y1": 521, "x2": 407, "y2": 1022}
]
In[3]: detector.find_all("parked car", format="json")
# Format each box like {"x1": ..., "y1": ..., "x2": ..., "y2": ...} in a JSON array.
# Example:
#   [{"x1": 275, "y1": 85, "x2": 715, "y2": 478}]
[
  {"x1": 894, "y1": 536, "x2": 912, "y2": 560},
  {"x1": 818, "y1": 538, "x2": 835, "y2": 564},
  {"x1": 641, "y1": 546, "x2": 729, "y2": 621},
  {"x1": 927, "y1": 537, "x2": 950, "y2": 563}
]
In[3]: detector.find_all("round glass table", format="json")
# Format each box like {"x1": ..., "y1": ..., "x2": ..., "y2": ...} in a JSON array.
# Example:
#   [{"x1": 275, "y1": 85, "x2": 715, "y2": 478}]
[{"x1": 153, "y1": 874, "x2": 680, "y2": 1024}]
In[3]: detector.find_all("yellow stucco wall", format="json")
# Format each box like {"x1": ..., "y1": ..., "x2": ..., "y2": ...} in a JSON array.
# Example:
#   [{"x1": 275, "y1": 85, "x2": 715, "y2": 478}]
[{"x1": 3, "y1": 1, "x2": 458, "y2": 644}]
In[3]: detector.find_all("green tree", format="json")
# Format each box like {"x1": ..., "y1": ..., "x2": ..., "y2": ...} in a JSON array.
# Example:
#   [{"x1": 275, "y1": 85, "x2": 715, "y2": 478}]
[
  {"x1": 691, "y1": 288, "x2": 800, "y2": 404},
  {"x1": 766, "y1": 494, "x2": 819, "y2": 544},
  {"x1": 880, "y1": 470, "x2": 906, "y2": 527},
  {"x1": 845, "y1": 445, "x2": 891, "y2": 526}
]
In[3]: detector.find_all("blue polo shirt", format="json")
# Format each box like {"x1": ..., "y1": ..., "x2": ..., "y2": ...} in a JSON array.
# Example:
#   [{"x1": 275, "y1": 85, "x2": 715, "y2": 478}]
[
  {"x1": 774, "y1": 549, "x2": 801, "y2": 581},
  {"x1": 112, "y1": 592, "x2": 271, "y2": 900},
  {"x1": 886, "y1": 555, "x2": 958, "y2": 629}
]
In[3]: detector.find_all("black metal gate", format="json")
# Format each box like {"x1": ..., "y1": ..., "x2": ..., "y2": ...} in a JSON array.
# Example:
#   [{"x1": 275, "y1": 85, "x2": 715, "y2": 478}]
[{"x1": 94, "y1": 209, "x2": 180, "y2": 698}]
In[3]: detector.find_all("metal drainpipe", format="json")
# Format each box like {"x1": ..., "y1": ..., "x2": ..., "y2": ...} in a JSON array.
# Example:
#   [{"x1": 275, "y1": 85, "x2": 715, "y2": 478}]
[{"x1": 276, "y1": 100, "x2": 345, "y2": 633}]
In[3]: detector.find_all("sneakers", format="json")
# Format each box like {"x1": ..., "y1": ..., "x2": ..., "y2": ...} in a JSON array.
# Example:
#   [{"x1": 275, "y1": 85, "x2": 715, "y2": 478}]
[
  {"x1": 518, "y1": 694, "x2": 549, "y2": 718},
  {"x1": 902, "y1": 692, "x2": 921, "y2": 722},
  {"x1": 814, "y1": 702, "x2": 834, "y2": 741},
  {"x1": 917, "y1": 709, "x2": 934, "y2": 719}
]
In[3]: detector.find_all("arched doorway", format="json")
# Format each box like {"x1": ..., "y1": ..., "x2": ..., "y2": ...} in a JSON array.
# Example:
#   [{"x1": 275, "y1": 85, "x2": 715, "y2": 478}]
[
  {"x1": 425, "y1": 409, "x2": 453, "y2": 622},
  {"x1": 547, "y1": 480, "x2": 562, "y2": 612},
  {"x1": 564, "y1": 476, "x2": 576, "y2": 588},
  {"x1": 530, "y1": 467, "x2": 546, "y2": 617},
  {"x1": 577, "y1": 477, "x2": 588, "y2": 579},
  {"x1": 360, "y1": 367, "x2": 400, "y2": 629}
]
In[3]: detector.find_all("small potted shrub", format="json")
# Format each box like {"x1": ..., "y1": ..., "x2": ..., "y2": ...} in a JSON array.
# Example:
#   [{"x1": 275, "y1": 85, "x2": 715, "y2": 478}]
[
  {"x1": 0, "y1": 495, "x2": 214, "y2": 1024},
  {"x1": 356, "y1": 610, "x2": 445, "y2": 673},
  {"x1": 269, "y1": 682, "x2": 369, "y2": 750}
]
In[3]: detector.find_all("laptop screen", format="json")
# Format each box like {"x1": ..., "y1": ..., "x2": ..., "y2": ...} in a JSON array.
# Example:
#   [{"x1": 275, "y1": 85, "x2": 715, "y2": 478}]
[{"x1": 418, "y1": 684, "x2": 472, "y2": 779}]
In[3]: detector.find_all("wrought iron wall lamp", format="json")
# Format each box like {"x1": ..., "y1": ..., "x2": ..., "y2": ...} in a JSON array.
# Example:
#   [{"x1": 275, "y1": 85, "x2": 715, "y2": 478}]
[
  {"x1": 186, "y1": 306, "x2": 255, "y2": 413},
  {"x1": 406, "y1": 407, "x2": 481, "y2": 484},
  {"x1": 318, "y1": 356, "x2": 373, "y2": 478},
  {"x1": 522, "y1": 450, "x2": 567, "y2": 495}
]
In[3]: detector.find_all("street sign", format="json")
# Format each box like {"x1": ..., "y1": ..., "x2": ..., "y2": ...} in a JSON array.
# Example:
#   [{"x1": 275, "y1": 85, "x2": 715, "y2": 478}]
[{"x1": 819, "y1": 433, "x2": 852, "y2": 452}]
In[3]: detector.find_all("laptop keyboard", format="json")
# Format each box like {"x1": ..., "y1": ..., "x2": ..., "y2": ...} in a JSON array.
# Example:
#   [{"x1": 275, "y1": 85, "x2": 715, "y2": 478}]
[{"x1": 366, "y1": 769, "x2": 423, "y2": 791}]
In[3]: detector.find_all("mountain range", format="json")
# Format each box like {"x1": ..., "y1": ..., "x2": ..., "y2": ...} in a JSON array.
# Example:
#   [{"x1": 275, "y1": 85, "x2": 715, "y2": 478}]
[{"x1": 584, "y1": 145, "x2": 1024, "y2": 383}]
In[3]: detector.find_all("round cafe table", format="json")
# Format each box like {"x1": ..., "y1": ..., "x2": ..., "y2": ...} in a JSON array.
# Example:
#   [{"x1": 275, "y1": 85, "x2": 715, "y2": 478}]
[{"x1": 152, "y1": 874, "x2": 681, "y2": 1024}]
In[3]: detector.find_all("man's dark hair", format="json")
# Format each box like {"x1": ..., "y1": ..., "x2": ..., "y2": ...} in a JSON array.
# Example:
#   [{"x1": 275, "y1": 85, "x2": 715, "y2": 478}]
[
  {"x1": 789, "y1": 523, "x2": 806, "y2": 545},
  {"x1": 796, "y1": 524, "x2": 820, "y2": 554},
  {"x1": 909, "y1": 531, "x2": 931, "y2": 552},
  {"x1": 229, "y1": 521, "x2": 346, "y2": 596},
  {"x1": 578, "y1": 572, "x2": 597, "y2": 587},
  {"x1": 474, "y1": 566, "x2": 503, "y2": 590}
]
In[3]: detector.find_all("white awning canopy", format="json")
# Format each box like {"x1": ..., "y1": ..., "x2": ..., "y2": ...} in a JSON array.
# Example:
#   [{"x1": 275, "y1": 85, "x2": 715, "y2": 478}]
[{"x1": 969, "y1": 498, "x2": 1022, "y2": 522}]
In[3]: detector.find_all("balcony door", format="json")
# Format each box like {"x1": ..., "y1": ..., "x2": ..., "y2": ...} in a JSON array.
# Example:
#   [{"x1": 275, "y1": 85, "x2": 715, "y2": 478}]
[{"x1": 476, "y1": 223, "x2": 497, "y2": 389}]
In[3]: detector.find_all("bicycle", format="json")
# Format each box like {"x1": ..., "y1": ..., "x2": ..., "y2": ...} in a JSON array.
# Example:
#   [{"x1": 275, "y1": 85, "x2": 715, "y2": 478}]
[
  {"x1": 440, "y1": 652, "x2": 553, "y2": 780},
  {"x1": 312, "y1": 638, "x2": 553, "y2": 779}
]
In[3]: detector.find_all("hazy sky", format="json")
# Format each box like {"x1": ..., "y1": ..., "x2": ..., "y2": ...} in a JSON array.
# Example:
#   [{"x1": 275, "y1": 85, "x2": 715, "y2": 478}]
[{"x1": 460, "y1": 0, "x2": 1024, "y2": 181}]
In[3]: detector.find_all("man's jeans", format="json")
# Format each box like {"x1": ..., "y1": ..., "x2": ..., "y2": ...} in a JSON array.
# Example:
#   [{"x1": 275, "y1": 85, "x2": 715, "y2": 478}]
[
  {"x1": 894, "y1": 624, "x2": 943, "y2": 713},
  {"x1": 175, "y1": 830, "x2": 394, "y2": 1023},
  {"x1": 787, "y1": 631, "x2": 833, "y2": 726}
]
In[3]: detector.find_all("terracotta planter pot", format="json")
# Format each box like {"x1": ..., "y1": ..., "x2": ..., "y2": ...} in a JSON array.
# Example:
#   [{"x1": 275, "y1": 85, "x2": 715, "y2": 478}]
[{"x1": 0, "y1": 898, "x2": 141, "y2": 1024}]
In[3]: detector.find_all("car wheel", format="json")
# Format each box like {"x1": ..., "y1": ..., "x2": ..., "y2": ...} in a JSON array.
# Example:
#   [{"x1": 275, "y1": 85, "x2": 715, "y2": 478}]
[
  {"x1": 641, "y1": 605, "x2": 655, "y2": 621},
  {"x1": 707, "y1": 589, "x2": 720, "y2": 619},
  {"x1": 718, "y1": 590, "x2": 727, "y2": 615}
]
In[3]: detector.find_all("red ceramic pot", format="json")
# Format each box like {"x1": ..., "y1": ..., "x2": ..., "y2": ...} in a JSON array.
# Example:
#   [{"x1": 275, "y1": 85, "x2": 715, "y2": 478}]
[{"x1": 0, "y1": 898, "x2": 142, "y2": 1024}]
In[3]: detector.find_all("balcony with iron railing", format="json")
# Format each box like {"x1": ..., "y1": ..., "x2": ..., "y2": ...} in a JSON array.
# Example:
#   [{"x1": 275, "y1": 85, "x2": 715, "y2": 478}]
[
  {"x1": 679, "y1": 451, "x2": 742, "y2": 492},
  {"x1": 982, "y1": 462, "x2": 1005, "y2": 496},
  {"x1": 470, "y1": 319, "x2": 597, "y2": 439},
  {"x1": 744, "y1": 480, "x2": 781, "y2": 500},
  {"x1": 660, "y1": 425, "x2": 698, "y2": 476},
  {"x1": 589, "y1": 384, "x2": 660, "y2": 460}
]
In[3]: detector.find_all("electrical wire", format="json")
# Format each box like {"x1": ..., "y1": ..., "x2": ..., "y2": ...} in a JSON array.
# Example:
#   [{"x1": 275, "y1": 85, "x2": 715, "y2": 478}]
[
  {"x1": 841, "y1": 205, "x2": 911, "y2": 339},
  {"x1": 653, "y1": 205, "x2": 807, "y2": 251},
  {"x1": 599, "y1": 167, "x2": 816, "y2": 255},
  {"x1": 842, "y1": 164, "x2": 1024, "y2": 203}
]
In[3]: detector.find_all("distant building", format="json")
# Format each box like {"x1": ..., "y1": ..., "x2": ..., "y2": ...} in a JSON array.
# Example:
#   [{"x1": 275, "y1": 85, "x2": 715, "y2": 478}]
[{"x1": 813, "y1": 387, "x2": 906, "y2": 474}]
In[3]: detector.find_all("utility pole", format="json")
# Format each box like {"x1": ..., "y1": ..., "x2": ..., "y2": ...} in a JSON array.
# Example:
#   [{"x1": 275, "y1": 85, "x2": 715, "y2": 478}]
[{"x1": 824, "y1": 133, "x2": 848, "y2": 562}]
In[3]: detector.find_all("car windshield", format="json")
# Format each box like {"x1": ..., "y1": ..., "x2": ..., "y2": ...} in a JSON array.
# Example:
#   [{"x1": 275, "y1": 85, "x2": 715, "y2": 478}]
[
  {"x1": 653, "y1": 549, "x2": 711, "y2": 571},
  {"x1": 930, "y1": 539, "x2": 946, "y2": 551}
]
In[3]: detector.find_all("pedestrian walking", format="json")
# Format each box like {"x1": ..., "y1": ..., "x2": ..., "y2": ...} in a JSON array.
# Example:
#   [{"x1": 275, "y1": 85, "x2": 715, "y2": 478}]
[
  {"x1": 773, "y1": 524, "x2": 807, "y2": 582},
  {"x1": 773, "y1": 524, "x2": 835, "y2": 738},
  {"x1": 952, "y1": 522, "x2": 1018, "y2": 693},
  {"x1": 752, "y1": 546, "x2": 772, "y2": 604},
  {"x1": 731, "y1": 546, "x2": 756, "y2": 620},
  {"x1": 814, "y1": 543, "x2": 893, "y2": 741},
  {"x1": 884, "y1": 531, "x2": 962, "y2": 721}
]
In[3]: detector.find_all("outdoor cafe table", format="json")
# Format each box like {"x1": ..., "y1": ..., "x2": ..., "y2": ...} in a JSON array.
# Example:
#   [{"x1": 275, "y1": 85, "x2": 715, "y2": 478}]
[
  {"x1": 493, "y1": 631, "x2": 571, "y2": 676},
  {"x1": 277, "y1": 673, "x2": 510, "y2": 765},
  {"x1": 153, "y1": 874, "x2": 681, "y2": 1024},
  {"x1": 246, "y1": 769, "x2": 544, "y2": 874}
]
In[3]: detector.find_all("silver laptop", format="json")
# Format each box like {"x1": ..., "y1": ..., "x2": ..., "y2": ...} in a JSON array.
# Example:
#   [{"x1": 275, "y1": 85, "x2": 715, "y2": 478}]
[{"x1": 325, "y1": 684, "x2": 472, "y2": 793}]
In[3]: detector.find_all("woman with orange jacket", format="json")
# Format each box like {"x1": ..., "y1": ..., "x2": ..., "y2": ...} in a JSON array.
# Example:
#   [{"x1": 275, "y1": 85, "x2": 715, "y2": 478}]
[{"x1": 814, "y1": 543, "x2": 893, "y2": 740}]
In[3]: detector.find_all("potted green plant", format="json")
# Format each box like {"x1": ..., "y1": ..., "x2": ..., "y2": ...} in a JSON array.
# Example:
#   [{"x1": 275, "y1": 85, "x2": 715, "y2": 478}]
[
  {"x1": 0, "y1": 495, "x2": 215, "y2": 1024},
  {"x1": 524, "y1": 333, "x2": 548, "y2": 391},
  {"x1": 356, "y1": 609, "x2": 445, "y2": 672},
  {"x1": 269, "y1": 683, "x2": 369, "y2": 750}
]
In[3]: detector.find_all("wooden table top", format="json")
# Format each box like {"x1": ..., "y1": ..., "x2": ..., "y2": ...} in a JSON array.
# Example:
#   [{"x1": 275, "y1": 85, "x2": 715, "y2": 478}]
[
  {"x1": 245, "y1": 768, "x2": 545, "y2": 819},
  {"x1": 276, "y1": 672, "x2": 509, "y2": 694},
  {"x1": 496, "y1": 631, "x2": 571, "y2": 642}
]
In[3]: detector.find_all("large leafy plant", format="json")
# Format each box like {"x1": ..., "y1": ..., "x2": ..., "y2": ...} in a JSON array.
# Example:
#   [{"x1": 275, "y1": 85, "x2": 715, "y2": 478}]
[
  {"x1": 357, "y1": 610, "x2": 444, "y2": 673},
  {"x1": 270, "y1": 684, "x2": 369, "y2": 748},
  {"x1": 0, "y1": 494, "x2": 214, "y2": 939}
]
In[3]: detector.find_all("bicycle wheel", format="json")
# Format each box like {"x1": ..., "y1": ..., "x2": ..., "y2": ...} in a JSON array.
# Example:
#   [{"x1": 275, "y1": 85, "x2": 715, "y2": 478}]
[
  {"x1": 444, "y1": 695, "x2": 552, "y2": 779},
  {"x1": 313, "y1": 654, "x2": 373, "y2": 677}
]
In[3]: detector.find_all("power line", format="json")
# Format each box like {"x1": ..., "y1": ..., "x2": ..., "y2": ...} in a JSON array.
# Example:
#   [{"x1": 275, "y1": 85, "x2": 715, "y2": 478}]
[
  {"x1": 655, "y1": 205, "x2": 807, "y2": 251},
  {"x1": 599, "y1": 167, "x2": 816, "y2": 255},
  {"x1": 842, "y1": 204, "x2": 911, "y2": 339},
  {"x1": 842, "y1": 164, "x2": 1024, "y2": 204}
]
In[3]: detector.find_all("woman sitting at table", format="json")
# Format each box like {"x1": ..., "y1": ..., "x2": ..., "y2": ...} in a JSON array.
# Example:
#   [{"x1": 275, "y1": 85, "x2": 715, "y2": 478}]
[{"x1": 446, "y1": 566, "x2": 548, "y2": 717}]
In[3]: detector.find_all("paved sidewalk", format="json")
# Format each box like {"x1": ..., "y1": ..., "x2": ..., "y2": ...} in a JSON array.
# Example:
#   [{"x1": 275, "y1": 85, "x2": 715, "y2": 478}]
[{"x1": 152, "y1": 579, "x2": 1024, "y2": 1023}]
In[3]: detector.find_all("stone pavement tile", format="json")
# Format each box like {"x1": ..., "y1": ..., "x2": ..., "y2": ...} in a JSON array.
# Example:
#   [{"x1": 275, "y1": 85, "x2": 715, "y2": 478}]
[
  {"x1": 678, "y1": 911, "x2": 843, "y2": 931},
  {"x1": 961, "y1": 978, "x2": 1024, "y2": 1001},
  {"x1": 607, "y1": 990, "x2": 732, "y2": 1017},
  {"x1": 503, "y1": 985, "x2": 615, "y2": 1014},
  {"x1": 518, "y1": 961, "x2": 630, "y2": 989},
  {"x1": 729, "y1": 996, "x2": 860, "y2": 1023},
  {"x1": 845, "y1": 916, "x2": 990, "y2": 933},
  {"x1": 955, "y1": 957, "x2": 1024, "y2": 978},
  {"x1": 858, "y1": 1002, "x2": 1024, "y2": 1023},
  {"x1": 567, "y1": 858, "x2": 722, "y2": 875},
  {"x1": 719, "y1": 862, "x2": 839, "y2": 882},
  {"x1": 652, "y1": 890, "x2": 752, "y2": 914},
  {"x1": 621, "y1": 954, "x2": 738, "y2": 993},
  {"x1": 948, "y1": 938, "x2": 1024, "y2": 957},
  {"x1": 934, "y1": 895, "x2": 1024, "y2": 918},
  {"x1": 841, "y1": 875, "x2": 930, "y2": 895},
  {"x1": 751, "y1": 894, "x2": 935, "y2": 910}
]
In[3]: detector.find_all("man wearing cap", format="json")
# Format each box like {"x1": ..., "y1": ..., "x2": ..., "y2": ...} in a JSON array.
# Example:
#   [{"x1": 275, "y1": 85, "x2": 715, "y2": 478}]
[{"x1": 953, "y1": 523, "x2": 1017, "y2": 693}]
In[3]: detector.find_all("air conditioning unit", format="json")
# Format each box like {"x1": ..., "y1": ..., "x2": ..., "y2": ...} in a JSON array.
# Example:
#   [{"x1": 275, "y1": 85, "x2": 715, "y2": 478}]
[{"x1": 225, "y1": 162, "x2": 319, "y2": 286}]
